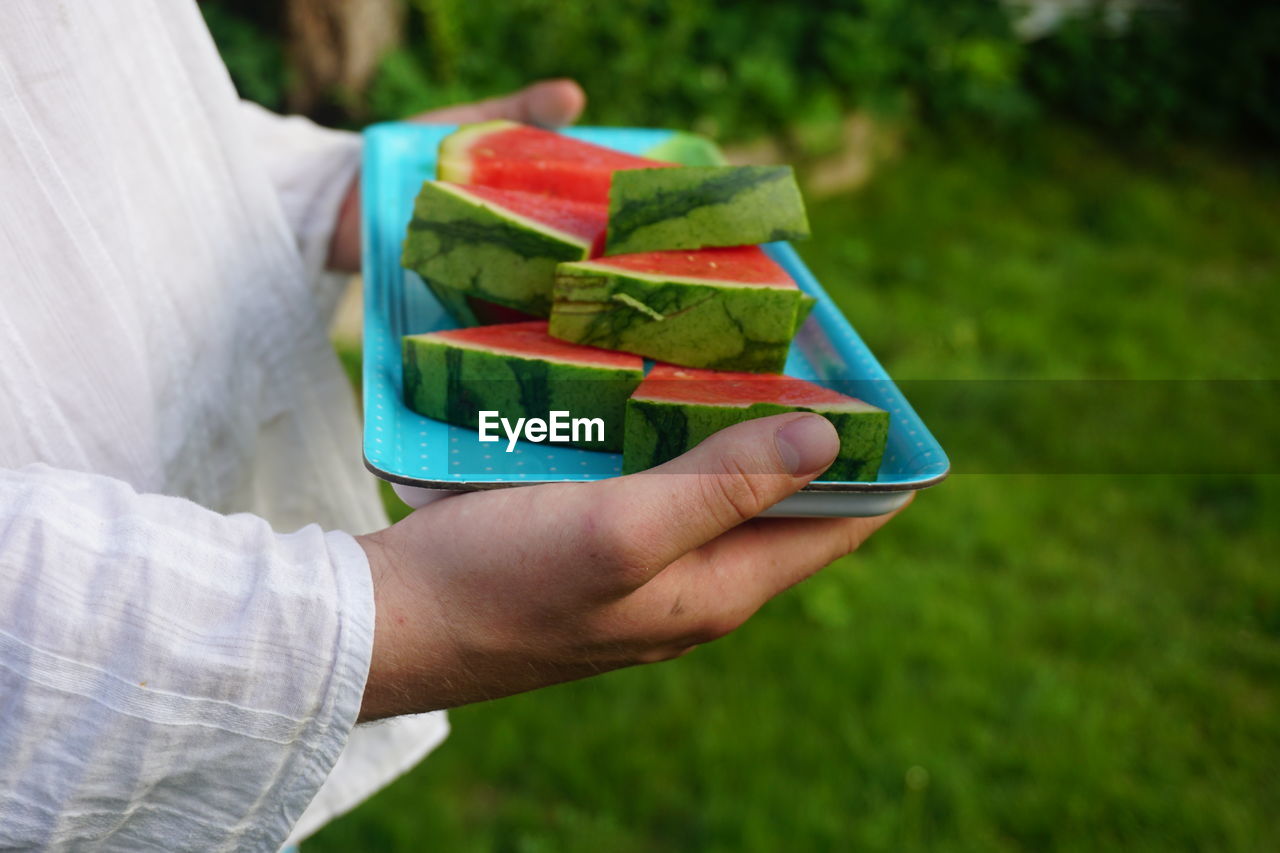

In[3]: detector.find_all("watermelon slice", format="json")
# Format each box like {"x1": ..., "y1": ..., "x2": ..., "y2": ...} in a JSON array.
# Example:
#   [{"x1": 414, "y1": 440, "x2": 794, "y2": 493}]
[
  {"x1": 401, "y1": 181, "x2": 607, "y2": 318},
  {"x1": 419, "y1": 277, "x2": 540, "y2": 327},
  {"x1": 549, "y1": 246, "x2": 817, "y2": 374},
  {"x1": 641, "y1": 131, "x2": 729, "y2": 167},
  {"x1": 402, "y1": 321, "x2": 643, "y2": 453},
  {"x1": 438, "y1": 120, "x2": 675, "y2": 206},
  {"x1": 604, "y1": 165, "x2": 810, "y2": 256},
  {"x1": 623, "y1": 364, "x2": 889, "y2": 481}
]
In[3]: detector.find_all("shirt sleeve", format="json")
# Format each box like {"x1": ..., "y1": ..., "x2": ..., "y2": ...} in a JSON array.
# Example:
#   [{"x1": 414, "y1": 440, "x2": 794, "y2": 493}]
[
  {"x1": 0, "y1": 464, "x2": 375, "y2": 852},
  {"x1": 237, "y1": 100, "x2": 362, "y2": 318}
]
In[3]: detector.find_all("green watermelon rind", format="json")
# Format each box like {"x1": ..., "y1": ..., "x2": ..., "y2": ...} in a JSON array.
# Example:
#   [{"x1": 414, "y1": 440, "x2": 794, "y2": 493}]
[
  {"x1": 418, "y1": 275, "x2": 485, "y2": 326},
  {"x1": 402, "y1": 333, "x2": 643, "y2": 453},
  {"x1": 623, "y1": 398, "x2": 889, "y2": 482},
  {"x1": 641, "y1": 132, "x2": 729, "y2": 167},
  {"x1": 795, "y1": 293, "x2": 818, "y2": 330},
  {"x1": 604, "y1": 165, "x2": 811, "y2": 256},
  {"x1": 549, "y1": 263, "x2": 812, "y2": 374},
  {"x1": 401, "y1": 181, "x2": 593, "y2": 318}
]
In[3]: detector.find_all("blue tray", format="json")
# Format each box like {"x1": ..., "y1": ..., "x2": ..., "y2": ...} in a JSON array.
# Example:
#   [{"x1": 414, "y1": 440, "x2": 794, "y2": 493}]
[{"x1": 361, "y1": 122, "x2": 949, "y2": 517}]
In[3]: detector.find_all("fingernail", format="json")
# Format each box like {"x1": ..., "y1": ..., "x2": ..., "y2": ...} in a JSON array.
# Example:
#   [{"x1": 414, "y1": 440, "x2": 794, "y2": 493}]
[{"x1": 774, "y1": 415, "x2": 840, "y2": 476}]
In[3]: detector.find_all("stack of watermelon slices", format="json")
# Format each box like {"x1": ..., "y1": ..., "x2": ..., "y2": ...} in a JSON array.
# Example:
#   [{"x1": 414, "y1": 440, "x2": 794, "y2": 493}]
[
  {"x1": 399, "y1": 122, "x2": 888, "y2": 481},
  {"x1": 400, "y1": 120, "x2": 812, "y2": 372}
]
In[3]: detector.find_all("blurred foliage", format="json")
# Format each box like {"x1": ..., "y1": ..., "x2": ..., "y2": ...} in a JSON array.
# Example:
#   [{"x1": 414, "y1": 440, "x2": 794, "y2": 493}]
[
  {"x1": 395, "y1": 0, "x2": 1032, "y2": 139},
  {"x1": 200, "y1": 0, "x2": 289, "y2": 108},
  {"x1": 1024, "y1": 0, "x2": 1280, "y2": 145},
  {"x1": 202, "y1": 0, "x2": 1278, "y2": 147}
]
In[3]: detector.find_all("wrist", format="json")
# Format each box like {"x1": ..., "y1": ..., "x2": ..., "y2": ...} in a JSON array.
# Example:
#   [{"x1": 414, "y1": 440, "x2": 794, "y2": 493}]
[{"x1": 357, "y1": 522, "x2": 499, "y2": 720}]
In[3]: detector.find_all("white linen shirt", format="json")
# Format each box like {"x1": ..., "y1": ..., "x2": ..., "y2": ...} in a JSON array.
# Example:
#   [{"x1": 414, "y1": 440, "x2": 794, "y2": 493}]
[{"x1": 0, "y1": 1, "x2": 447, "y2": 849}]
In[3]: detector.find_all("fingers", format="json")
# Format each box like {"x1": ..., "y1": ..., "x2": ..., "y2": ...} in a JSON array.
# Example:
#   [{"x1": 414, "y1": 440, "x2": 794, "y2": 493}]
[
  {"x1": 584, "y1": 413, "x2": 840, "y2": 586},
  {"x1": 517, "y1": 79, "x2": 587, "y2": 127},
  {"x1": 684, "y1": 497, "x2": 911, "y2": 601},
  {"x1": 626, "y1": 497, "x2": 912, "y2": 648},
  {"x1": 410, "y1": 79, "x2": 586, "y2": 128}
]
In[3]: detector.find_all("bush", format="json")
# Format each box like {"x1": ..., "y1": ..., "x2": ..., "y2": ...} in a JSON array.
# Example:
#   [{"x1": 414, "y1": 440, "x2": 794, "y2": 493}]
[
  {"x1": 203, "y1": 0, "x2": 1279, "y2": 147},
  {"x1": 365, "y1": 0, "x2": 1029, "y2": 140},
  {"x1": 200, "y1": 1, "x2": 288, "y2": 109},
  {"x1": 1022, "y1": 0, "x2": 1280, "y2": 146}
]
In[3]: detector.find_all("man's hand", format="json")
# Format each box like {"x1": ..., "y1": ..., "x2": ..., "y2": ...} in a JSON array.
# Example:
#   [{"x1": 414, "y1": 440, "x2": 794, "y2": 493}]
[
  {"x1": 356, "y1": 413, "x2": 908, "y2": 720},
  {"x1": 327, "y1": 79, "x2": 587, "y2": 273}
]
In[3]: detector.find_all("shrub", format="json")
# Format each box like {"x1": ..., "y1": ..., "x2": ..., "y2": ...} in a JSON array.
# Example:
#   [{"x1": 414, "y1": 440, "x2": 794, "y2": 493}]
[{"x1": 202, "y1": 0, "x2": 1279, "y2": 147}]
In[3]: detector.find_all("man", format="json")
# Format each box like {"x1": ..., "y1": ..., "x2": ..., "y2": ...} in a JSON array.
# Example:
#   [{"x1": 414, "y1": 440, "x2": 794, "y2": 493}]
[{"x1": 0, "y1": 2, "x2": 903, "y2": 849}]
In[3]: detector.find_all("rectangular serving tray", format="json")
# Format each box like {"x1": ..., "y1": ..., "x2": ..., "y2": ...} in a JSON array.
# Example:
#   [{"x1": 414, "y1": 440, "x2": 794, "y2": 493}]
[{"x1": 361, "y1": 122, "x2": 949, "y2": 517}]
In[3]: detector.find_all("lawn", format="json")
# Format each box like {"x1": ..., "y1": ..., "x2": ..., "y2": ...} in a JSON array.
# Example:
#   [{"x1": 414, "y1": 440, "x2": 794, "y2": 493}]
[{"x1": 312, "y1": 126, "x2": 1280, "y2": 851}]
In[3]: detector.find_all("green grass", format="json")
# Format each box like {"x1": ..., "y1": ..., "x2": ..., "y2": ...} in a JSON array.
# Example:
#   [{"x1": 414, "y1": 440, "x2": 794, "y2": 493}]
[{"x1": 312, "y1": 126, "x2": 1280, "y2": 851}]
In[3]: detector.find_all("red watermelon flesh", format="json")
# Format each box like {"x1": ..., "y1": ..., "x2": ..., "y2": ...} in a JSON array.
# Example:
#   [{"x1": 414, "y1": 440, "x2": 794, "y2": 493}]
[
  {"x1": 633, "y1": 364, "x2": 878, "y2": 410},
  {"x1": 439, "y1": 120, "x2": 676, "y2": 205},
  {"x1": 581, "y1": 246, "x2": 796, "y2": 288},
  {"x1": 427, "y1": 320, "x2": 642, "y2": 369},
  {"x1": 448, "y1": 183, "x2": 608, "y2": 246}
]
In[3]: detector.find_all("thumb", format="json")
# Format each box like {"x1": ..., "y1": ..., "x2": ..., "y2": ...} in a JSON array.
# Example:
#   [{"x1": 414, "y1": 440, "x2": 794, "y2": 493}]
[{"x1": 594, "y1": 413, "x2": 840, "y2": 577}]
